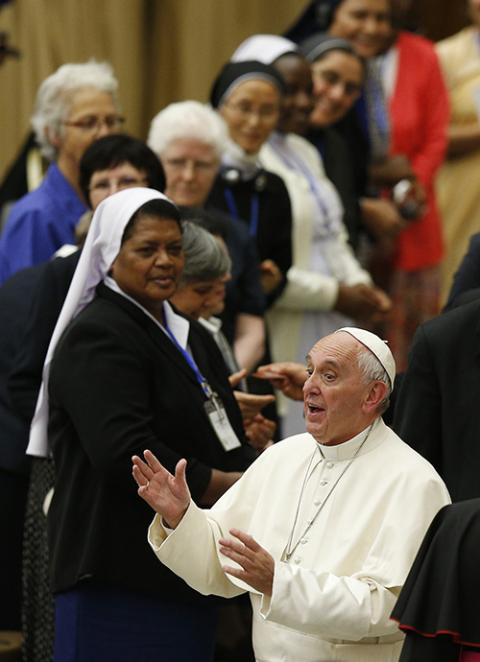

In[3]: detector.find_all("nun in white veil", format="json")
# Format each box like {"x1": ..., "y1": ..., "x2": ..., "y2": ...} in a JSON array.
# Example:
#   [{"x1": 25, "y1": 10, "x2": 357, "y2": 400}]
[{"x1": 37, "y1": 187, "x2": 252, "y2": 662}]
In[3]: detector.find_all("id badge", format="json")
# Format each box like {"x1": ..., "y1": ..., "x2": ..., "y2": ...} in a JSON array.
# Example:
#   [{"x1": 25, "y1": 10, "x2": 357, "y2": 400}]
[{"x1": 204, "y1": 397, "x2": 242, "y2": 451}]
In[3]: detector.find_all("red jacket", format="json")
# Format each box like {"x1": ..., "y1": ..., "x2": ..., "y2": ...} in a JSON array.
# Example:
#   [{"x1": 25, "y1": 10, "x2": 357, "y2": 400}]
[{"x1": 389, "y1": 32, "x2": 450, "y2": 271}]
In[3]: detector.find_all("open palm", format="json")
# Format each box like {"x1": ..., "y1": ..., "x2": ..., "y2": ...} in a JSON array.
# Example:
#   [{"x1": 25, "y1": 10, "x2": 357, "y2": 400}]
[{"x1": 132, "y1": 450, "x2": 190, "y2": 529}]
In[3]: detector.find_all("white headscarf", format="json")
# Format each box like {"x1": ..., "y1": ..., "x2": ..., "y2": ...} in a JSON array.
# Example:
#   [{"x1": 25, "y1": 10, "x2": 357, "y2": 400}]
[
  {"x1": 27, "y1": 187, "x2": 172, "y2": 457},
  {"x1": 231, "y1": 34, "x2": 298, "y2": 65}
]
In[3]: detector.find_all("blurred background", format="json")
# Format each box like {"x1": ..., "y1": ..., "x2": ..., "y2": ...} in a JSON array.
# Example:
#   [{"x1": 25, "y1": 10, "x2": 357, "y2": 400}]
[{"x1": 0, "y1": 0, "x2": 469, "y2": 180}]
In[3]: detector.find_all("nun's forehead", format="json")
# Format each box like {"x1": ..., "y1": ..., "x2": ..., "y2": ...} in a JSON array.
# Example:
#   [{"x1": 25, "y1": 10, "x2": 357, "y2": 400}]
[{"x1": 222, "y1": 73, "x2": 280, "y2": 100}]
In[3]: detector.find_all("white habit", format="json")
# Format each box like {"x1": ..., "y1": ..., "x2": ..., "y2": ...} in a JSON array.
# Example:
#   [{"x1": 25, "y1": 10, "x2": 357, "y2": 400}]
[{"x1": 149, "y1": 418, "x2": 450, "y2": 662}]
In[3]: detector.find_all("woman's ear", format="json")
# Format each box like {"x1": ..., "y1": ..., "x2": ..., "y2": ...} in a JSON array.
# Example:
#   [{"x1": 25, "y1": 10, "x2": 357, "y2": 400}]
[
  {"x1": 45, "y1": 126, "x2": 62, "y2": 150},
  {"x1": 108, "y1": 257, "x2": 118, "y2": 278}
]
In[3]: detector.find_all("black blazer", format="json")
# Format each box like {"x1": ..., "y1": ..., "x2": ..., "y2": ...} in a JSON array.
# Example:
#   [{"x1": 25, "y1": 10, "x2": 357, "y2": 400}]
[
  {"x1": 445, "y1": 232, "x2": 480, "y2": 310},
  {"x1": 48, "y1": 284, "x2": 254, "y2": 600},
  {"x1": 393, "y1": 298, "x2": 480, "y2": 501},
  {"x1": 8, "y1": 250, "x2": 80, "y2": 422},
  {"x1": 0, "y1": 265, "x2": 46, "y2": 473}
]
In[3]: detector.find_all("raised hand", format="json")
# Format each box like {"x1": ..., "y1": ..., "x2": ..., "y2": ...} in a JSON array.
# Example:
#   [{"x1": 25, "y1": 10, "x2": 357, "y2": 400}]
[
  {"x1": 234, "y1": 390, "x2": 275, "y2": 424},
  {"x1": 260, "y1": 259, "x2": 282, "y2": 294},
  {"x1": 132, "y1": 450, "x2": 190, "y2": 528},
  {"x1": 219, "y1": 528, "x2": 274, "y2": 596},
  {"x1": 360, "y1": 198, "x2": 406, "y2": 240},
  {"x1": 334, "y1": 283, "x2": 392, "y2": 322},
  {"x1": 245, "y1": 414, "x2": 276, "y2": 451},
  {"x1": 228, "y1": 369, "x2": 248, "y2": 389},
  {"x1": 253, "y1": 362, "x2": 307, "y2": 401}
]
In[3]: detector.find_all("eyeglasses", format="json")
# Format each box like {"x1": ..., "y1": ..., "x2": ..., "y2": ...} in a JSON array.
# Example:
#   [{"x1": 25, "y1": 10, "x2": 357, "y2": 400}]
[
  {"x1": 164, "y1": 158, "x2": 218, "y2": 173},
  {"x1": 89, "y1": 175, "x2": 148, "y2": 193},
  {"x1": 222, "y1": 102, "x2": 279, "y2": 122},
  {"x1": 63, "y1": 115, "x2": 126, "y2": 133}
]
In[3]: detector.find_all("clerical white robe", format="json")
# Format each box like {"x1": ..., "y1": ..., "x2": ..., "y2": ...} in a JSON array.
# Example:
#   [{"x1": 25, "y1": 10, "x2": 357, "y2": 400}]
[{"x1": 149, "y1": 419, "x2": 450, "y2": 662}]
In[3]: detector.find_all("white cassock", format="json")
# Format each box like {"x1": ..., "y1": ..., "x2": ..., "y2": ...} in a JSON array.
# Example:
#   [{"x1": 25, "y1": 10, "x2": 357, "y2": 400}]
[{"x1": 149, "y1": 418, "x2": 450, "y2": 662}]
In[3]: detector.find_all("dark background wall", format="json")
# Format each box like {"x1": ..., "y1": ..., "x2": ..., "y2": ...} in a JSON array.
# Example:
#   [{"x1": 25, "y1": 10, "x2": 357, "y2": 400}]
[{"x1": 413, "y1": 0, "x2": 469, "y2": 40}]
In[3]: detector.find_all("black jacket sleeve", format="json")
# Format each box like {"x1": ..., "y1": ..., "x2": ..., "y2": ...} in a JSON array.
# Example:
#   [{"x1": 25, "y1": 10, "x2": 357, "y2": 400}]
[{"x1": 8, "y1": 252, "x2": 78, "y2": 421}]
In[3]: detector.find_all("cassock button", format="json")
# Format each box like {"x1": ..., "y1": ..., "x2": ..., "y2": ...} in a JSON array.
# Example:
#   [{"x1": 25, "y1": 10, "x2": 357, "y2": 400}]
[
  {"x1": 314, "y1": 500, "x2": 321, "y2": 506},
  {"x1": 326, "y1": 461, "x2": 334, "y2": 469},
  {"x1": 320, "y1": 480, "x2": 328, "y2": 486},
  {"x1": 300, "y1": 538, "x2": 308, "y2": 545},
  {"x1": 294, "y1": 557, "x2": 301, "y2": 564}
]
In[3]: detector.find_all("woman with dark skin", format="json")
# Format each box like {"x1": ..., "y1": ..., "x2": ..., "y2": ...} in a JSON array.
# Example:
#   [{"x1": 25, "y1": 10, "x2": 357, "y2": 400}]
[
  {"x1": 28, "y1": 189, "x2": 256, "y2": 662},
  {"x1": 5, "y1": 134, "x2": 166, "y2": 662}
]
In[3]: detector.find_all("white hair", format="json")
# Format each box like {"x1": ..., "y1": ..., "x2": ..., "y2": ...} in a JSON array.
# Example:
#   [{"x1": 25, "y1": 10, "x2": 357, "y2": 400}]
[
  {"x1": 147, "y1": 101, "x2": 228, "y2": 159},
  {"x1": 31, "y1": 60, "x2": 119, "y2": 160},
  {"x1": 357, "y1": 348, "x2": 391, "y2": 414}
]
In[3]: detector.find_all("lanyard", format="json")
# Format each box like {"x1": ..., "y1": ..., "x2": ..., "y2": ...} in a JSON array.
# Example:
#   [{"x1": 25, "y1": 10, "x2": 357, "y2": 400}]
[
  {"x1": 269, "y1": 133, "x2": 335, "y2": 234},
  {"x1": 365, "y1": 57, "x2": 390, "y2": 142},
  {"x1": 163, "y1": 318, "x2": 212, "y2": 398},
  {"x1": 223, "y1": 188, "x2": 260, "y2": 238}
]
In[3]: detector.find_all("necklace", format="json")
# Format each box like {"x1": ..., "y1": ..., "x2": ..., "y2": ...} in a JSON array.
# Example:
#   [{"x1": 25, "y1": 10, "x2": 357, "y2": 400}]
[{"x1": 284, "y1": 424, "x2": 374, "y2": 562}]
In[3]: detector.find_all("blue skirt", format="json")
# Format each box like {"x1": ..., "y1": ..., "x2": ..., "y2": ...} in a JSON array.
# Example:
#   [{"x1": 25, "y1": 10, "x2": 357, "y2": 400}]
[{"x1": 54, "y1": 586, "x2": 218, "y2": 662}]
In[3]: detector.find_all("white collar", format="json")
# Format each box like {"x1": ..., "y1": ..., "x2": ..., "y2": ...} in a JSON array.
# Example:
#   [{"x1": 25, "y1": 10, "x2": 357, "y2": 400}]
[
  {"x1": 104, "y1": 276, "x2": 189, "y2": 350},
  {"x1": 316, "y1": 418, "x2": 380, "y2": 461},
  {"x1": 198, "y1": 315, "x2": 222, "y2": 334}
]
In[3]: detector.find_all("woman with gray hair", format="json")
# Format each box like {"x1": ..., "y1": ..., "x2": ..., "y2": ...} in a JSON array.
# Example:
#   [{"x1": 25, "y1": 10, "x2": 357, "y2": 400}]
[
  {"x1": 171, "y1": 221, "x2": 238, "y2": 378},
  {"x1": 171, "y1": 221, "x2": 232, "y2": 319},
  {"x1": 0, "y1": 60, "x2": 123, "y2": 283},
  {"x1": 148, "y1": 101, "x2": 267, "y2": 374}
]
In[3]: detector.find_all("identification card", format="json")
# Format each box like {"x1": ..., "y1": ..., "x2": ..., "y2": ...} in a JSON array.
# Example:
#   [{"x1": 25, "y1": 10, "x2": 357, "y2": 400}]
[{"x1": 204, "y1": 397, "x2": 242, "y2": 451}]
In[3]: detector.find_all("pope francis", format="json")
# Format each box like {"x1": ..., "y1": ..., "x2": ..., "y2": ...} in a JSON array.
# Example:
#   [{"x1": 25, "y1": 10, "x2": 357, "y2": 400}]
[{"x1": 132, "y1": 327, "x2": 450, "y2": 662}]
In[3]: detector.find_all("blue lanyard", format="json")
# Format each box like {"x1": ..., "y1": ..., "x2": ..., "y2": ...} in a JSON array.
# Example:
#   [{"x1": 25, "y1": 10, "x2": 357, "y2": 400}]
[
  {"x1": 269, "y1": 133, "x2": 334, "y2": 233},
  {"x1": 366, "y1": 58, "x2": 389, "y2": 138},
  {"x1": 163, "y1": 319, "x2": 212, "y2": 398},
  {"x1": 224, "y1": 188, "x2": 260, "y2": 238}
]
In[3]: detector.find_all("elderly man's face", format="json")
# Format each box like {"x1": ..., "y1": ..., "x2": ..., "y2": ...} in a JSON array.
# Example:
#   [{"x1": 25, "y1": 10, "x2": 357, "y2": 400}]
[{"x1": 303, "y1": 333, "x2": 375, "y2": 445}]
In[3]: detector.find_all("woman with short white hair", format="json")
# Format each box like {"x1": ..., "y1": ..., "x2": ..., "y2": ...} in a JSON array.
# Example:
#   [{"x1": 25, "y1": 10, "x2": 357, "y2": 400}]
[
  {"x1": 148, "y1": 100, "x2": 227, "y2": 177},
  {"x1": 148, "y1": 101, "x2": 267, "y2": 374},
  {"x1": 0, "y1": 60, "x2": 123, "y2": 283}
]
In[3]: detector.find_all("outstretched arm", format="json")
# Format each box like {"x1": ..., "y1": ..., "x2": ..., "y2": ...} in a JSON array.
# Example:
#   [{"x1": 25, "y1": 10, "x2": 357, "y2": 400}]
[
  {"x1": 254, "y1": 362, "x2": 307, "y2": 401},
  {"x1": 132, "y1": 450, "x2": 191, "y2": 529}
]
